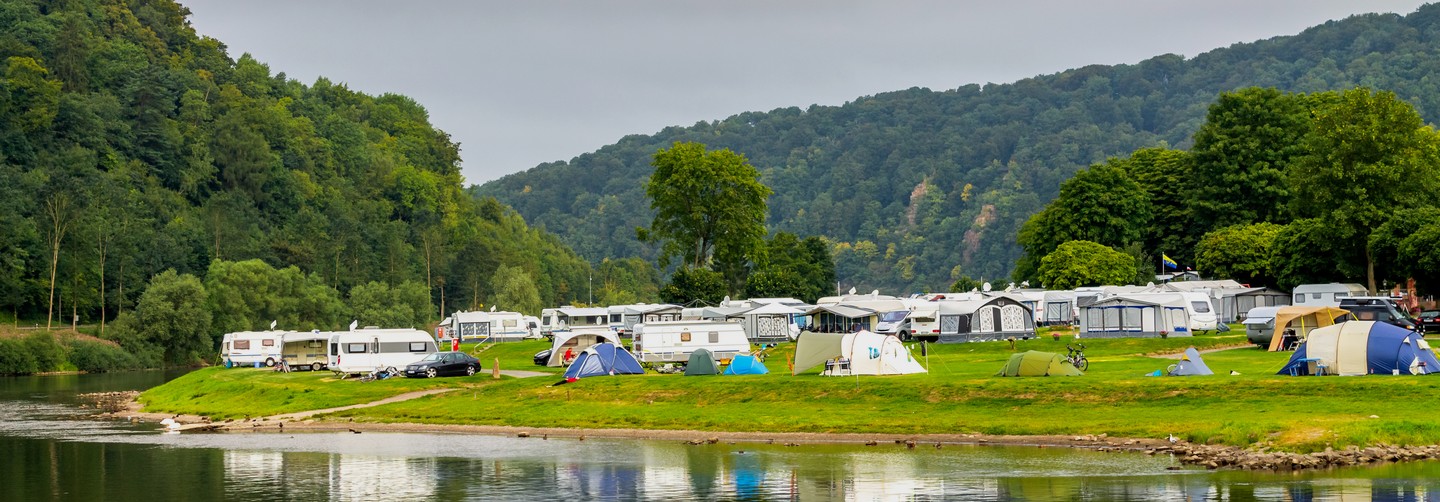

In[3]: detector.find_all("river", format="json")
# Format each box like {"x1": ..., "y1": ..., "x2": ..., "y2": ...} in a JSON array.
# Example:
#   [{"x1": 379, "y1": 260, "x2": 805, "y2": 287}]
[{"x1": 3, "y1": 372, "x2": 1440, "y2": 501}]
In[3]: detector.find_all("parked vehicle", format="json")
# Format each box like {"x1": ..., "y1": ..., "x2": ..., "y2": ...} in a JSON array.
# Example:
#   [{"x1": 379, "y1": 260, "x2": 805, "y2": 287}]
[
  {"x1": 326, "y1": 328, "x2": 438, "y2": 375},
  {"x1": 532, "y1": 349, "x2": 552, "y2": 366},
  {"x1": 1291, "y1": 283, "x2": 1368, "y2": 308},
  {"x1": 1338, "y1": 297, "x2": 1420, "y2": 332},
  {"x1": 404, "y1": 352, "x2": 482, "y2": 378},
  {"x1": 221, "y1": 331, "x2": 287, "y2": 367},
  {"x1": 1177, "y1": 291, "x2": 1219, "y2": 332},
  {"x1": 441, "y1": 310, "x2": 541, "y2": 342},
  {"x1": 631, "y1": 320, "x2": 751, "y2": 364},
  {"x1": 1419, "y1": 310, "x2": 1440, "y2": 333}
]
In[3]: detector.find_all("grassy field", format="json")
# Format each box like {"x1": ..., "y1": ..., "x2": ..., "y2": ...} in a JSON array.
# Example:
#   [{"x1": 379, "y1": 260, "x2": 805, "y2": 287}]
[{"x1": 137, "y1": 331, "x2": 1440, "y2": 452}]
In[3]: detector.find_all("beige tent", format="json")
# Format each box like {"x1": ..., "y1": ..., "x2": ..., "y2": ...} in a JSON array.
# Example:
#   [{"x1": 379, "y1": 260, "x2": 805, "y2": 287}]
[
  {"x1": 1266, "y1": 306, "x2": 1352, "y2": 351},
  {"x1": 791, "y1": 331, "x2": 926, "y2": 375}
]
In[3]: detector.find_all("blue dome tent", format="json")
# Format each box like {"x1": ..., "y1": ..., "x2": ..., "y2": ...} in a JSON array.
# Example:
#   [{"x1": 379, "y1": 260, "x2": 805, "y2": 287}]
[
  {"x1": 722, "y1": 354, "x2": 769, "y2": 375},
  {"x1": 1278, "y1": 321, "x2": 1440, "y2": 376},
  {"x1": 563, "y1": 342, "x2": 645, "y2": 381}
]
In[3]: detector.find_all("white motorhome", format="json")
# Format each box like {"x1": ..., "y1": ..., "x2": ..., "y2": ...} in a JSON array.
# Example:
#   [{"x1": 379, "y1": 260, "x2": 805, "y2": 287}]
[
  {"x1": 443, "y1": 310, "x2": 540, "y2": 342},
  {"x1": 874, "y1": 299, "x2": 941, "y2": 341},
  {"x1": 326, "y1": 328, "x2": 438, "y2": 375},
  {"x1": 1292, "y1": 283, "x2": 1368, "y2": 308},
  {"x1": 631, "y1": 320, "x2": 751, "y2": 364},
  {"x1": 221, "y1": 331, "x2": 288, "y2": 367},
  {"x1": 279, "y1": 331, "x2": 331, "y2": 371}
]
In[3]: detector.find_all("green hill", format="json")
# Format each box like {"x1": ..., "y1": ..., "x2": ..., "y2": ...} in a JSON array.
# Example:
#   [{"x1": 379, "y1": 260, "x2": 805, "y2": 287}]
[
  {"x1": 477, "y1": 5, "x2": 1440, "y2": 293},
  {"x1": 0, "y1": 0, "x2": 590, "y2": 325}
]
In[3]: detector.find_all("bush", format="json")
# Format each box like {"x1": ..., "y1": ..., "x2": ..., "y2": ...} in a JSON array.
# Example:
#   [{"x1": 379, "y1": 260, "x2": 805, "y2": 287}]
[
  {"x1": 0, "y1": 338, "x2": 39, "y2": 375},
  {"x1": 23, "y1": 332, "x2": 65, "y2": 371},
  {"x1": 68, "y1": 339, "x2": 143, "y2": 373}
]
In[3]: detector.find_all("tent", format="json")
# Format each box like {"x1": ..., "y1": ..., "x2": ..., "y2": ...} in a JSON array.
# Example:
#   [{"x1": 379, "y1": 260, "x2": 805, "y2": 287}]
[
  {"x1": 1167, "y1": 347, "x2": 1214, "y2": 376},
  {"x1": 563, "y1": 342, "x2": 645, "y2": 380},
  {"x1": 1266, "y1": 306, "x2": 1351, "y2": 351},
  {"x1": 723, "y1": 354, "x2": 769, "y2": 375},
  {"x1": 995, "y1": 351, "x2": 1083, "y2": 376},
  {"x1": 545, "y1": 327, "x2": 621, "y2": 366},
  {"x1": 1078, "y1": 294, "x2": 1191, "y2": 338},
  {"x1": 1278, "y1": 321, "x2": 1440, "y2": 376},
  {"x1": 684, "y1": 348, "x2": 719, "y2": 376},
  {"x1": 791, "y1": 331, "x2": 927, "y2": 375}
]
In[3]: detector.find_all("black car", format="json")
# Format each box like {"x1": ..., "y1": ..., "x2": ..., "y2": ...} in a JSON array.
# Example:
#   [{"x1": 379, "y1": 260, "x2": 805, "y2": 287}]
[
  {"x1": 1420, "y1": 310, "x2": 1440, "y2": 333},
  {"x1": 533, "y1": 349, "x2": 552, "y2": 366},
  {"x1": 403, "y1": 352, "x2": 481, "y2": 378},
  {"x1": 1338, "y1": 297, "x2": 1420, "y2": 332}
]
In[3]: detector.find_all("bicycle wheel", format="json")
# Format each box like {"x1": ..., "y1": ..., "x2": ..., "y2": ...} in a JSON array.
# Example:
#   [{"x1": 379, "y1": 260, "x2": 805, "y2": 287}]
[{"x1": 1076, "y1": 357, "x2": 1089, "y2": 372}]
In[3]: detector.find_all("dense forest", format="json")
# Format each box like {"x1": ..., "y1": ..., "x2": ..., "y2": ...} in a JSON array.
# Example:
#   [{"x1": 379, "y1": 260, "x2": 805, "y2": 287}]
[
  {"x1": 0, "y1": 0, "x2": 595, "y2": 344},
  {"x1": 478, "y1": 4, "x2": 1440, "y2": 294}
]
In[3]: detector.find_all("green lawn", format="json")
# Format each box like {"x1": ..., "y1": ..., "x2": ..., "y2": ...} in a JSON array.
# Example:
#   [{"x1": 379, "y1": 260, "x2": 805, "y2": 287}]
[{"x1": 139, "y1": 332, "x2": 1440, "y2": 452}]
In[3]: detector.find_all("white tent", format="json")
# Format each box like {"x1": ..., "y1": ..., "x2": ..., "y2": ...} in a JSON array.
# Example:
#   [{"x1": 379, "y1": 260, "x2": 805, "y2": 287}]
[
  {"x1": 544, "y1": 327, "x2": 619, "y2": 366},
  {"x1": 792, "y1": 331, "x2": 926, "y2": 375}
]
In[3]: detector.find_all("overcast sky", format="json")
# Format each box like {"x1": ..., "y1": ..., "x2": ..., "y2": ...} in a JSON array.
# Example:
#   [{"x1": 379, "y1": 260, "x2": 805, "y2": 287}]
[{"x1": 181, "y1": 1, "x2": 1429, "y2": 185}]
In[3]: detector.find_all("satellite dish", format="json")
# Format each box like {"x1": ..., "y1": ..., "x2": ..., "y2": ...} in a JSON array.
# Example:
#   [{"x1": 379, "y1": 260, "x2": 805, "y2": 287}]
[
  {"x1": 1021, "y1": 281, "x2": 1030, "y2": 287},
  {"x1": 269, "y1": 320, "x2": 277, "y2": 330},
  {"x1": 982, "y1": 282, "x2": 992, "y2": 292},
  {"x1": 870, "y1": 289, "x2": 880, "y2": 297},
  {"x1": 848, "y1": 287, "x2": 857, "y2": 295},
  {"x1": 348, "y1": 320, "x2": 358, "y2": 331},
  {"x1": 490, "y1": 305, "x2": 497, "y2": 312},
  {"x1": 722, "y1": 296, "x2": 731, "y2": 307}
]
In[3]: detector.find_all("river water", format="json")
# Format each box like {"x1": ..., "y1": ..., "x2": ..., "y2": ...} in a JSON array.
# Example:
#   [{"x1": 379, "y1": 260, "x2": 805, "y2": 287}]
[{"x1": 3, "y1": 373, "x2": 1440, "y2": 501}]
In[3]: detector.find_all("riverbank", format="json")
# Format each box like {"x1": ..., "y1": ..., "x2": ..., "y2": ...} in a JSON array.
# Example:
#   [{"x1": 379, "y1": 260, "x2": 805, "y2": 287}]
[{"x1": 117, "y1": 334, "x2": 1440, "y2": 470}]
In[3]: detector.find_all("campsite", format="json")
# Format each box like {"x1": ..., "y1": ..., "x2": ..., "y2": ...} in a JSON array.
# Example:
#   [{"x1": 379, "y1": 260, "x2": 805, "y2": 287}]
[{"x1": 138, "y1": 326, "x2": 1440, "y2": 454}]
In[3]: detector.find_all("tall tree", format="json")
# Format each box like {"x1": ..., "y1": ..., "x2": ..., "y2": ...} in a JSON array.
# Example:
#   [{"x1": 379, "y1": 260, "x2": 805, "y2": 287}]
[
  {"x1": 638, "y1": 142, "x2": 771, "y2": 290},
  {"x1": 1188, "y1": 88, "x2": 1309, "y2": 231},
  {"x1": 1289, "y1": 88, "x2": 1440, "y2": 291},
  {"x1": 1036, "y1": 240, "x2": 1136, "y2": 290},
  {"x1": 1193, "y1": 223, "x2": 1285, "y2": 287},
  {"x1": 1014, "y1": 161, "x2": 1151, "y2": 281}
]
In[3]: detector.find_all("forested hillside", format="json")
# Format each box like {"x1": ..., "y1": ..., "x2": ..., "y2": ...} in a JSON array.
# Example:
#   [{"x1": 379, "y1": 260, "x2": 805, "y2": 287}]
[
  {"x1": 478, "y1": 4, "x2": 1440, "y2": 293},
  {"x1": 0, "y1": 0, "x2": 591, "y2": 329}
]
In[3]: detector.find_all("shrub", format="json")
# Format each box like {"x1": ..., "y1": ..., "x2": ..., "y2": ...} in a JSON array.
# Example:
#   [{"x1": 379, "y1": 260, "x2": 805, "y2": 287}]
[
  {"x1": 68, "y1": 339, "x2": 143, "y2": 373},
  {"x1": 23, "y1": 332, "x2": 65, "y2": 371},
  {"x1": 0, "y1": 338, "x2": 39, "y2": 375}
]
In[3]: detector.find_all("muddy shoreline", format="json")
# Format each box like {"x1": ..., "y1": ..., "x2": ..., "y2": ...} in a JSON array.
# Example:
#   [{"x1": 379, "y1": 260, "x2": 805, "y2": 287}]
[{"x1": 88, "y1": 391, "x2": 1437, "y2": 471}]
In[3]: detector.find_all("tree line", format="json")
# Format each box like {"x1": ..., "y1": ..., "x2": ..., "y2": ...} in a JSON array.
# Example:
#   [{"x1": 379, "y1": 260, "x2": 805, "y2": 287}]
[{"x1": 1014, "y1": 87, "x2": 1440, "y2": 293}]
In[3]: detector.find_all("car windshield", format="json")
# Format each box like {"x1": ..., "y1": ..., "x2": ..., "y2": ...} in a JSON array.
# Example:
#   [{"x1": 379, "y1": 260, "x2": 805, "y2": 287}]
[
  {"x1": 880, "y1": 311, "x2": 909, "y2": 322},
  {"x1": 419, "y1": 353, "x2": 444, "y2": 362},
  {"x1": 1424, "y1": 311, "x2": 1440, "y2": 318}
]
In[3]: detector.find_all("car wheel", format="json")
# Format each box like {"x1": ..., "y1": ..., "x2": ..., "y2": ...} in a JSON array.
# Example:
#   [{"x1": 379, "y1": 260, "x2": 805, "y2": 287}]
[
  {"x1": 465, "y1": 365, "x2": 476, "y2": 376},
  {"x1": 311, "y1": 362, "x2": 323, "y2": 372},
  {"x1": 425, "y1": 367, "x2": 438, "y2": 378}
]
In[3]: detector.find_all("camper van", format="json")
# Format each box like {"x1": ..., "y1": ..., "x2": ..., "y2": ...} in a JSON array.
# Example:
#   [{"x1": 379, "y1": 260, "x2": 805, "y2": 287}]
[
  {"x1": 1339, "y1": 297, "x2": 1420, "y2": 332},
  {"x1": 1292, "y1": 283, "x2": 1368, "y2": 308},
  {"x1": 279, "y1": 331, "x2": 330, "y2": 371},
  {"x1": 326, "y1": 328, "x2": 438, "y2": 375},
  {"x1": 874, "y1": 300, "x2": 941, "y2": 341},
  {"x1": 631, "y1": 320, "x2": 751, "y2": 364},
  {"x1": 221, "y1": 331, "x2": 287, "y2": 367}
]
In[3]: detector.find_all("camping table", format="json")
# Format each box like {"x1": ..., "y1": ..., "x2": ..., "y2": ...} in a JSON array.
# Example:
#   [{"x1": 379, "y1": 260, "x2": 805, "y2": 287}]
[{"x1": 1290, "y1": 357, "x2": 1325, "y2": 376}]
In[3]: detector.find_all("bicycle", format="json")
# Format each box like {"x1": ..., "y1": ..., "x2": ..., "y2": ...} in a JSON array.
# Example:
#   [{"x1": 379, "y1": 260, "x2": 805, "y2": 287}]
[
  {"x1": 1066, "y1": 343, "x2": 1089, "y2": 371},
  {"x1": 358, "y1": 367, "x2": 398, "y2": 382}
]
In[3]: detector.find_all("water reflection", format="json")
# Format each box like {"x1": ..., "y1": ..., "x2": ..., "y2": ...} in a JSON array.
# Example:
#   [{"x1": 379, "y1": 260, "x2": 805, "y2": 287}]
[{"x1": 6, "y1": 373, "x2": 1440, "y2": 501}]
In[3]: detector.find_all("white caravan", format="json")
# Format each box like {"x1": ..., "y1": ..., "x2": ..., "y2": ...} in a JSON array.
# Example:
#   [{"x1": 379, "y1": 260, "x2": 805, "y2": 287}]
[
  {"x1": 221, "y1": 331, "x2": 288, "y2": 367},
  {"x1": 1292, "y1": 283, "x2": 1368, "y2": 308},
  {"x1": 279, "y1": 331, "x2": 331, "y2": 371},
  {"x1": 444, "y1": 310, "x2": 540, "y2": 342},
  {"x1": 1178, "y1": 291, "x2": 1220, "y2": 331},
  {"x1": 326, "y1": 328, "x2": 438, "y2": 375},
  {"x1": 632, "y1": 320, "x2": 751, "y2": 364}
]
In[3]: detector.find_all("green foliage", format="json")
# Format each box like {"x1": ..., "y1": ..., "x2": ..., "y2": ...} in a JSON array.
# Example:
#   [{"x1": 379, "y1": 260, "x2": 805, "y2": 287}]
[
  {"x1": 1289, "y1": 88, "x2": 1440, "y2": 288},
  {"x1": 659, "y1": 267, "x2": 726, "y2": 306},
  {"x1": 22, "y1": 331, "x2": 63, "y2": 370},
  {"x1": 949, "y1": 275, "x2": 981, "y2": 293},
  {"x1": 745, "y1": 232, "x2": 836, "y2": 303},
  {"x1": 67, "y1": 338, "x2": 142, "y2": 373},
  {"x1": 111, "y1": 270, "x2": 212, "y2": 366},
  {"x1": 1269, "y1": 219, "x2": 1351, "y2": 290},
  {"x1": 1188, "y1": 88, "x2": 1308, "y2": 231},
  {"x1": 640, "y1": 141, "x2": 771, "y2": 292},
  {"x1": 1194, "y1": 223, "x2": 1285, "y2": 287},
  {"x1": 0, "y1": 337, "x2": 38, "y2": 375},
  {"x1": 1036, "y1": 240, "x2": 1136, "y2": 289},
  {"x1": 1397, "y1": 223, "x2": 1440, "y2": 296},
  {"x1": 348, "y1": 280, "x2": 432, "y2": 329},
  {"x1": 594, "y1": 257, "x2": 660, "y2": 306},
  {"x1": 1015, "y1": 161, "x2": 1151, "y2": 281},
  {"x1": 489, "y1": 265, "x2": 542, "y2": 315},
  {"x1": 204, "y1": 259, "x2": 346, "y2": 337},
  {"x1": 1367, "y1": 208, "x2": 1440, "y2": 287}
]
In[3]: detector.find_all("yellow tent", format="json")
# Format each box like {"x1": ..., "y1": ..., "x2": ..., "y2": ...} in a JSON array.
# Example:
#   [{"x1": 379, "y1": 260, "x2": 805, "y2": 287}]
[{"x1": 1266, "y1": 306, "x2": 1352, "y2": 351}]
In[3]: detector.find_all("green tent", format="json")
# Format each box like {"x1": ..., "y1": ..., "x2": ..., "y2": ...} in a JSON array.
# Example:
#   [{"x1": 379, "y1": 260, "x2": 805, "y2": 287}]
[
  {"x1": 684, "y1": 348, "x2": 720, "y2": 376},
  {"x1": 996, "y1": 351, "x2": 1083, "y2": 377}
]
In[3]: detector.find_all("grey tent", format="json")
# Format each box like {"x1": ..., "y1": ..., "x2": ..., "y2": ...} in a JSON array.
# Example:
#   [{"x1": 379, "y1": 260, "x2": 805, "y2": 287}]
[
  {"x1": 1167, "y1": 347, "x2": 1214, "y2": 376},
  {"x1": 684, "y1": 348, "x2": 720, "y2": 376}
]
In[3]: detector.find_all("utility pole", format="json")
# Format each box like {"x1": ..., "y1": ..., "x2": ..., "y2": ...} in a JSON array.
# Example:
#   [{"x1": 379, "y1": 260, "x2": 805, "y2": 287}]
[{"x1": 588, "y1": 272, "x2": 593, "y2": 305}]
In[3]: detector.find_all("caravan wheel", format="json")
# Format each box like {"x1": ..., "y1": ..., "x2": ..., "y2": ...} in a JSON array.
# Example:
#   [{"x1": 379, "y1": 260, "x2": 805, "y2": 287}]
[
  {"x1": 264, "y1": 358, "x2": 275, "y2": 367},
  {"x1": 311, "y1": 362, "x2": 323, "y2": 372}
]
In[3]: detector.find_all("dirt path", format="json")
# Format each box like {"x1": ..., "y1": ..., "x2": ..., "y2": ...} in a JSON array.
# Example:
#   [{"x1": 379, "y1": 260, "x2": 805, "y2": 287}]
[
  {"x1": 266, "y1": 388, "x2": 456, "y2": 422},
  {"x1": 1151, "y1": 343, "x2": 1254, "y2": 359}
]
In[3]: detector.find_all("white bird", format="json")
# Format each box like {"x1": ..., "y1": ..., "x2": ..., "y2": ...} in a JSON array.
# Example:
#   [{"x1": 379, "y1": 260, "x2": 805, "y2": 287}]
[{"x1": 1167, "y1": 434, "x2": 1179, "y2": 444}]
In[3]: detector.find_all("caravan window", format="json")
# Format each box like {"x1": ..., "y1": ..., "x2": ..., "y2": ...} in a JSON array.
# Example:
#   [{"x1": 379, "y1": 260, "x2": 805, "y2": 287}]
[
  {"x1": 1190, "y1": 301, "x2": 1210, "y2": 313},
  {"x1": 1122, "y1": 309, "x2": 1142, "y2": 330},
  {"x1": 1087, "y1": 309, "x2": 1103, "y2": 329},
  {"x1": 709, "y1": 331, "x2": 719, "y2": 343},
  {"x1": 1293, "y1": 294, "x2": 1303, "y2": 303},
  {"x1": 1312, "y1": 293, "x2": 1321, "y2": 299},
  {"x1": 345, "y1": 343, "x2": 368, "y2": 353},
  {"x1": 408, "y1": 342, "x2": 429, "y2": 352},
  {"x1": 234, "y1": 340, "x2": 251, "y2": 350},
  {"x1": 262, "y1": 339, "x2": 275, "y2": 347},
  {"x1": 681, "y1": 332, "x2": 692, "y2": 342},
  {"x1": 1103, "y1": 308, "x2": 1121, "y2": 330}
]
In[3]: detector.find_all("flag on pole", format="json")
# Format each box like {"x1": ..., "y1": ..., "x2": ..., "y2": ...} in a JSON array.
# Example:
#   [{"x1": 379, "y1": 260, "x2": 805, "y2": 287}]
[{"x1": 1162, "y1": 254, "x2": 1178, "y2": 270}]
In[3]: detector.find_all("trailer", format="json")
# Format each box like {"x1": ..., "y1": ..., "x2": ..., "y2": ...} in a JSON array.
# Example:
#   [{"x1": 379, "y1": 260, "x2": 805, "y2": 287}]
[
  {"x1": 221, "y1": 330, "x2": 288, "y2": 367},
  {"x1": 326, "y1": 328, "x2": 438, "y2": 375},
  {"x1": 279, "y1": 331, "x2": 331, "y2": 371},
  {"x1": 632, "y1": 320, "x2": 751, "y2": 364}
]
